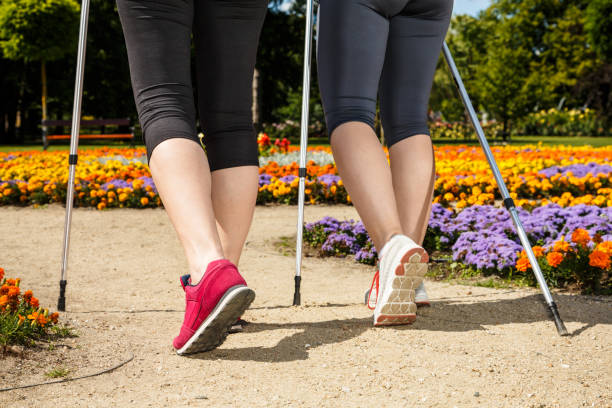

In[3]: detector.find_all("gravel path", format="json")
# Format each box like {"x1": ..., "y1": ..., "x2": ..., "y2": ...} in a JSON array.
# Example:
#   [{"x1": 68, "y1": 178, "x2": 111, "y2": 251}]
[{"x1": 0, "y1": 205, "x2": 610, "y2": 407}]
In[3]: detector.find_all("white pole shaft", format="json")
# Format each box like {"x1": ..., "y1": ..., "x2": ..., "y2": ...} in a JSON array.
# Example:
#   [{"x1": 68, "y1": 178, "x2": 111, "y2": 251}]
[
  {"x1": 294, "y1": 0, "x2": 315, "y2": 305},
  {"x1": 58, "y1": 0, "x2": 90, "y2": 310}
]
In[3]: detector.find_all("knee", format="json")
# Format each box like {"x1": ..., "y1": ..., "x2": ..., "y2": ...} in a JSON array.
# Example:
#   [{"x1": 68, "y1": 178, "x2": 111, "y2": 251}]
[
  {"x1": 200, "y1": 110, "x2": 259, "y2": 171},
  {"x1": 384, "y1": 122, "x2": 431, "y2": 147},
  {"x1": 135, "y1": 83, "x2": 198, "y2": 159},
  {"x1": 324, "y1": 98, "x2": 377, "y2": 140}
]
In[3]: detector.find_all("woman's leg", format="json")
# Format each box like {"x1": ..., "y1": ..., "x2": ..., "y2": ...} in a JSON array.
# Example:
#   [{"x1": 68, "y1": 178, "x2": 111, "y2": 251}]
[
  {"x1": 116, "y1": 0, "x2": 223, "y2": 284},
  {"x1": 380, "y1": 0, "x2": 453, "y2": 245},
  {"x1": 318, "y1": 0, "x2": 402, "y2": 252},
  {"x1": 389, "y1": 136, "x2": 435, "y2": 245},
  {"x1": 148, "y1": 140, "x2": 225, "y2": 283},
  {"x1": 194, "y1": 0, "x2": 268, "y2": 266},
  {"x1": 329, "y1": 123, "x2": 403, "y2": 251}
]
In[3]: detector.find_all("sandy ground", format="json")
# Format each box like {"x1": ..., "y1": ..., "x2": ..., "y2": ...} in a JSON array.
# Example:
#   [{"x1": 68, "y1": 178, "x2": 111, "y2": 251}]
[{"x1": 0, "y1": 204, "x2": 610, "y2": 408}]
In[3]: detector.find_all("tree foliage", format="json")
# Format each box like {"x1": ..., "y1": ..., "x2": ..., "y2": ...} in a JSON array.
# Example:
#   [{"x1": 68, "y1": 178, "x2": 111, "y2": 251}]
[{"x1": 0, "y1": 0, "x2": 80, "y2": 62}]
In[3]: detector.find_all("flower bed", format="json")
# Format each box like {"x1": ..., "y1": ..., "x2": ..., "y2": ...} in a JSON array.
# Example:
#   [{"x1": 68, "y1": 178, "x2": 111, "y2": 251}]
[
  {"x1": 0, "y1": 268, "x2": 61, "y2": 347},
  {"x1": 0, "y1": 144, "x2": 610, "y2": 209},
  {"x1": 516, "y1": 108, "x2": 609, "y2": 137},
  {"x1": 304, "y1": 204, "x2": 612, "y2": 293}
]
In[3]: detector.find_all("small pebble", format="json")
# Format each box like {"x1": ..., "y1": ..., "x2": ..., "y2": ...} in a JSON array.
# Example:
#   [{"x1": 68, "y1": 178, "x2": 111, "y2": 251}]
[
  {"x1": 305, "y1": 344, "x2": 311, "y2": 348},
  {"x1": 561, "y1": 364, "x2": 570, "y2": 368},
  {"x1": 341, "y1": 386, "x2": 351, "y2": 393},
  {"x1": 194, "y1": 396, "x2": 208, "y2": 400},
  {"x1": 474, "y1": 392, "x2": 480, "y2": 397}
]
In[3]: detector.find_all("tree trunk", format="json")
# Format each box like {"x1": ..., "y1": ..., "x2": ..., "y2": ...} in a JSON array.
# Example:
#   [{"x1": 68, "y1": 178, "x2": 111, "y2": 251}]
[
  {"x1": 252, "y1": 68, "x2": 260, "y2": 131},
  {"x1": 41, "y1": 60, "x2": 48, "y2": 142}
]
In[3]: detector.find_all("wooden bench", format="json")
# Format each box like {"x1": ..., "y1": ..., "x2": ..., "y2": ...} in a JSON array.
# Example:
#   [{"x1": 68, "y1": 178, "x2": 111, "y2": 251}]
[{"x1": 42, "y1": 118, "x2": 135, "y2": 150}]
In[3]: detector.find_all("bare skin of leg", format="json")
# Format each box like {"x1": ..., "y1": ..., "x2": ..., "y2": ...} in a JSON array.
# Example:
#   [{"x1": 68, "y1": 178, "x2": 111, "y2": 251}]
[
  {"x1": 148, "y1": 138, "x2": 257, "y2": 284},
  {"x1": 330, "y1": 122, "x2": 403, "y2": 251},
  {"x1": 211, "y1": 166, "x2": 259, "y2": 265},
  {"x1": 389, "y1": 134, "x2": 435, "y2": 245}
]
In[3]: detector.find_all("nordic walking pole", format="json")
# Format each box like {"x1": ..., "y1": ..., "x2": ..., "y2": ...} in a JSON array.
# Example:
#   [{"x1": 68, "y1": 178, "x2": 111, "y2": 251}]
[
  {"x1": 58, "y1": 0, "x2": 91, "y2": 311},
  {"x1": 294, "y1": 0, "x2": 316, "y2": 306},
  {"x1": 442, "y1": 42, "x2": 568, "y2": 336}
]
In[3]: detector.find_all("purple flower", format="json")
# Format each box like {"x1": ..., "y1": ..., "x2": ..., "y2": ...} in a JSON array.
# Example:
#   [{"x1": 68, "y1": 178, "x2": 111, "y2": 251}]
[{"x1": 317, "y1": 174, "x2": 341, "y2": 186}]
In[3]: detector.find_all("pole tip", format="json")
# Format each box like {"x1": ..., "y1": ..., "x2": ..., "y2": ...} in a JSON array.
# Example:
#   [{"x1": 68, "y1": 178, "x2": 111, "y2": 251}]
[
  {"x1": 548, "y1": 302, "x2": 569, "y2": 336},
  {"x1": 293, "y1": 276, "x2": 301, "y2": 306},
  {"x1": 58, "y1": 280, "x2": 67, "y2": 312}
]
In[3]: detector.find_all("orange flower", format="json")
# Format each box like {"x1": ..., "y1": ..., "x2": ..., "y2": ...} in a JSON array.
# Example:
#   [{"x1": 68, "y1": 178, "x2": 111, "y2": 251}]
[
  {"x1": 27, "y1": 311, "x2": 39, "y2": 321},
  {"x1": 515, "y1": 257, "x2": 531, "y2": 272},
  {"x1": 30, "y1": 297, "x2": 39, "y2": 309},
  {"x1": 596, "y1": 241, "x2": 612, "y2": 255},
  {"x1": 589, "y1": 250, "x2": 611, "y2": 270},
  {"x1": 23, "y1": 290, "x2": 33, "y2": 302},
  {"x1": 36, "y1": 314, "x2": 49, "y2": 327},
  {"x1": 5, "y1": 278, "x2": 16, "y2": 286},
  {"x1": 0, "y1": 285, "x2": 8, "y2": 295},
  {"x1": 17, "y1": 314, "x2": 25, "y2": 326},
  {"x1": 532, "y1": 246, "x2": 544, "y2": 257},
  {"x1": 7, "y1": 286, "x2": 20, "y2": 299},
  {"x1": 553, "y1": 238, "x2": 570, "y2": 252},
  {"x1": 546, "y1": 251, "x2": 564, "y2": 268},
  {"x1": 140, "y1": 197, "x2": 149, "y2": 206},
  {"x1": 0, "y1": 267, "x2": 4, "y2": 281},
  {"x1": 0, "y1": 295, "x2": 8, "y2": 307},
  {"x1": 571, "y1": 228, "x2": 591, "y2": 246},
  {"x1": 49, "y1": 312, "x2": 59, "y2": 324}
]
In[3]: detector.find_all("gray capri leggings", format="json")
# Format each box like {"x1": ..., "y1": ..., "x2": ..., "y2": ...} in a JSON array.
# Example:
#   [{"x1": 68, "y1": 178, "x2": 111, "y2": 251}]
[
  {"x1": 116, "y1": 0, "x2": 268, "y2": 170},
  {"x1": 317, "y1": 0, "x2": 453, "y2": 146}
]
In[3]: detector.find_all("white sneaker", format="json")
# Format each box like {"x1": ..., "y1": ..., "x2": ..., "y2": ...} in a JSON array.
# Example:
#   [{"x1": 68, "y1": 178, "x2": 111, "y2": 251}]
[
  {"x1": 365, "y1": 278, "x2": 430, "y2": 307},
  {"x1": 414, "y1": 282, "x2": 430, "y2": 307},
  {"x1": 368, "y1": 235, "x2": 429, "y2": 326}
]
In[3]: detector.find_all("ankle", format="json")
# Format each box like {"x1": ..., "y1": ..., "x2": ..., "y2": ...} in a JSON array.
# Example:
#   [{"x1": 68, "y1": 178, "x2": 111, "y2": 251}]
[
  {"x1": 189, "y1": 256, "x2": 225, "y2": 285},
  {"x1": 378, "y1": 233, "x2": 404, "y2": 258}
]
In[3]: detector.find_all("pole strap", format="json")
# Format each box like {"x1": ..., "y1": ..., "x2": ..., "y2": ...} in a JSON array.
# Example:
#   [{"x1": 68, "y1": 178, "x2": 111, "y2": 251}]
[
  {"x1": 69, "y1": 154, "x2": 78, "y2": 165},
  {"x1": 299, "y1": 168, "x2": 307, "y2": 178}
]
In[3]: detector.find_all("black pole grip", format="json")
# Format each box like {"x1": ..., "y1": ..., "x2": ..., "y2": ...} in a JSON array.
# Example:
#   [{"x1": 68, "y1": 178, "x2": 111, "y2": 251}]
[
  {"x1": 547, "y1": 302, "x2": 568, "y2": 336},
  {"x1": 293, "y1": 276, "x2": 301, "y2": 306},
  {"x1": 58, "y1": 280, "x2": 67, "y2": 311}
]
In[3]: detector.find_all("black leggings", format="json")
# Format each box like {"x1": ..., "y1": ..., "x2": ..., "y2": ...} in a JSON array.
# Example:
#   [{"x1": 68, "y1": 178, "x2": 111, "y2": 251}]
[
  {"x1": 317, "y1": 0, "x2": 453, "y2": 146},
  {"x1": 116, "y1": 0, "x2": 267, "y2": 170}
]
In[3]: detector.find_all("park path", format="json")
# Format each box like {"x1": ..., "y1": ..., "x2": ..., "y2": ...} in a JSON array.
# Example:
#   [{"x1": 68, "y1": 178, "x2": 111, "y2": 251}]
[{"x1": 0, "y1": 205, "x2": 610, "y2": 407}]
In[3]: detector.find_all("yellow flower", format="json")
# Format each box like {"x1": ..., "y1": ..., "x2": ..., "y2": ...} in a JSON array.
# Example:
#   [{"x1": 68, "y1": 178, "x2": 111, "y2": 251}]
[{"x1": 140, "y1": 197, "x2": 149, "y2": 206}]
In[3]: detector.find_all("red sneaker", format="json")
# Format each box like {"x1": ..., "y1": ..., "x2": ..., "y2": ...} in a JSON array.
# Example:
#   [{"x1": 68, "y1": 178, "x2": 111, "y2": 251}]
[{"x1": 173, "y1": 259, "x2": 255, "y2": 355}]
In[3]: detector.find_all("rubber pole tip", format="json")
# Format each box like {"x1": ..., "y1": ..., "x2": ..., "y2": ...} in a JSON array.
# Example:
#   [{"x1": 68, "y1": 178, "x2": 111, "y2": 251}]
[
  {"x1": 58, "y1": 280, "x2": 67, "y2": 311},
  {"x1": 548, "y1": 302, "x2": 568, "y2": 336},
  {"x1": 293, "y1": 276, "x2": 301, "y2": 306}
]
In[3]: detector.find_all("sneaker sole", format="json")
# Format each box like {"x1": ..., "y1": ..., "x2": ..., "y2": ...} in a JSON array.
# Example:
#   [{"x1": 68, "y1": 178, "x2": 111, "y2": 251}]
[
  {"x1": 365, "y1": 289, "x2": 430, "y2": 308},
  {"x1": 374, "y1": 248, "x2": 428, "y2": 326},
  {"x1": 176, "y1": 285, "x2": 255, "y2": 355}
]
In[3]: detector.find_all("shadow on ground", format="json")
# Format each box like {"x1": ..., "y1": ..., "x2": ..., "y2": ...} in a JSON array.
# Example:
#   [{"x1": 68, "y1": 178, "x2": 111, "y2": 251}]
[{"x1": 188, "y1": 292, "x2": 611, "y2": 363}]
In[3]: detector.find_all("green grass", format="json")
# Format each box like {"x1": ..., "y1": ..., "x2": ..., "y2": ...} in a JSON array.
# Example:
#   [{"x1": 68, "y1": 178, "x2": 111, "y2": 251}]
[
  {"x1": 1, "y1": 135, "x2": 609, "y2": 153},
  {"x1": 45, "y1": 366, "x2": 71, "y2": 378},
  {"x1": 0, "y1": 141, "x2": 142, "y2": 153},
  {"x1": 305, "y1": 135, "x2": 612, "y2": 147}
]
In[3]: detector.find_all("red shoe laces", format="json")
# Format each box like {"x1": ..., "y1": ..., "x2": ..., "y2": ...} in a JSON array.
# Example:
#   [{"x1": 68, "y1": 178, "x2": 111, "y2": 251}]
[{"x1": 367, "y1": 270, "x2": 380, "y2": 310}]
